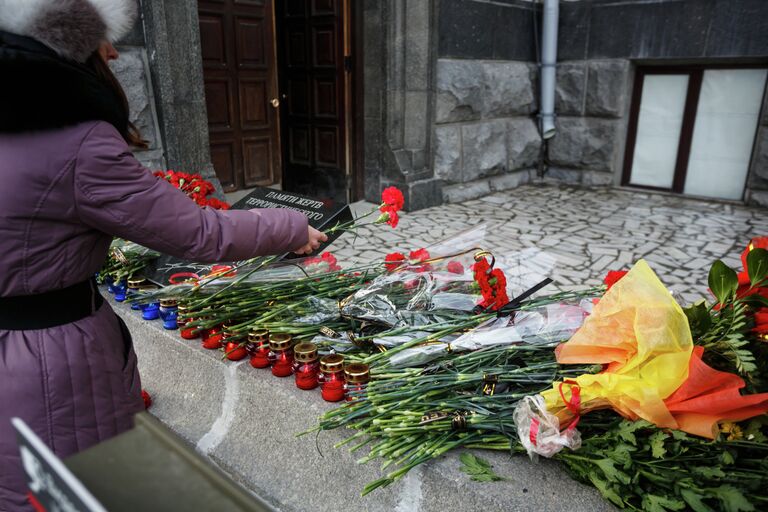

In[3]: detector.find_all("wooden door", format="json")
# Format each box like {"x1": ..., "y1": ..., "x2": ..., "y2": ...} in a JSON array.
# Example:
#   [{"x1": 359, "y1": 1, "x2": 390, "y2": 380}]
[
  {"x1": 198, "y1": 0, "x2": 280, "y2": 192},
  {"x1": 277, "y1": 0, "x2": 348, "y2": 204}
]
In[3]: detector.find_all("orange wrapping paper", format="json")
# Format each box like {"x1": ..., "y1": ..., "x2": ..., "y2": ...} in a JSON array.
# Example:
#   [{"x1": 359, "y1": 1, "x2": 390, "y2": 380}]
[{"x1": 664, "y1": 346, "x2": 768, "y2": 438}]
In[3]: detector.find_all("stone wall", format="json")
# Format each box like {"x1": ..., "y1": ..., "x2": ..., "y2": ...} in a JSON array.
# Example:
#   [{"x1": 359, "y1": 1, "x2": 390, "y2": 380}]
[
  {"x1": 546, "y1": 59, "x2": 629, "y2": 186},
  {"x1": 111, "y1": 0, "x2": 165, "y2": 170},
  {"x1": 434, "y1": 59, "x2": 541, "y2": 202},
  {"x1": 431, "y1": 0, "x2": 542, "y2": 203},
  {"x1": 110, "y1": 0, "x2": 218, "y2": 190},
  {"x1": 111, "y1": 48, "x2": 166, "y2": 170}
]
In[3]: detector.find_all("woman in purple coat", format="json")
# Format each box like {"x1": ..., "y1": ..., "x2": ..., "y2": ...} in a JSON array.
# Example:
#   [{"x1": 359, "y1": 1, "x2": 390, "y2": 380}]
[{"x1": 0, "y1": 1, "x2": 326, "y2": 509}]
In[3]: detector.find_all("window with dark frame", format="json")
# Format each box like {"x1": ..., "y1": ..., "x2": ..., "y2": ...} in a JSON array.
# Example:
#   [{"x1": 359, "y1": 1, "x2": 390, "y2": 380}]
[{"x1": 622, "y1": 65, "x2": 767, "y2": 202}]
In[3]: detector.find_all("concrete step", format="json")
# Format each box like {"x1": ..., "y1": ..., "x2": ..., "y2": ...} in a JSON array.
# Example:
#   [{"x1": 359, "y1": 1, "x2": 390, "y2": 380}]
[{"x1": 114, "y1": 299, "x2": 613, "y2": 512}]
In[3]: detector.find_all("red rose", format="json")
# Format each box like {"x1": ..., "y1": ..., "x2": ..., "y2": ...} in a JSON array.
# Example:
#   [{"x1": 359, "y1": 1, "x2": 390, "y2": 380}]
[
  {"x1": 446, "y1": 261, "x2": 464, "y2": 274},
  {"x1": 384, "y1": 252, "x2": 406, "y2": 271}
]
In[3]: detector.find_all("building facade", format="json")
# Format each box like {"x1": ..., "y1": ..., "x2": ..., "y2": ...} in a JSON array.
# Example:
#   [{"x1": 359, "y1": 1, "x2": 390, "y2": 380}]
[{"x1": 115, "y1": 0, "x2": 768, "y2": 210}]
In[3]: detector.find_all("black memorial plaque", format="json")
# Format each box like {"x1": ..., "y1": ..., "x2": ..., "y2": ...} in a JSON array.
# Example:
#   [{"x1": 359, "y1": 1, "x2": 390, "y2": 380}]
[{"x1": 145, "y1": 187, "x2": 352, "y2": 285}]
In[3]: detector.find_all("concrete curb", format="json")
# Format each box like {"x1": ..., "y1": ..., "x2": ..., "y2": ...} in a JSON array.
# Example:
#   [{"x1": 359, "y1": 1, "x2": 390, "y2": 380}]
[{"x1": 114, "y1": 300, "x2": 613, "y2": 511}]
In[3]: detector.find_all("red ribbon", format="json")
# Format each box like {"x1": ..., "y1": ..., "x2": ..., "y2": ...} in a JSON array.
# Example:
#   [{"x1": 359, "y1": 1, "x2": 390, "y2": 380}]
[
  {"x1": 207, "y1": 265, "x2": 237, "y2": 279},
  {"x1": 558, "y1": 380, "x2": 582, "y2": 430},
  {"x1": 169, "y1": 272, "x2": 200, "y2": 284},
  {"x1": 529, "y1": 417, "x2": 540, "y2": 446}
]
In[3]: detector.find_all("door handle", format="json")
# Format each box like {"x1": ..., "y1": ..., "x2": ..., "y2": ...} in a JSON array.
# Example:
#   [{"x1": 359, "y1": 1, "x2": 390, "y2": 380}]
[{"x1": 270, "y1": 98, "x2": 280, "y2": 108}]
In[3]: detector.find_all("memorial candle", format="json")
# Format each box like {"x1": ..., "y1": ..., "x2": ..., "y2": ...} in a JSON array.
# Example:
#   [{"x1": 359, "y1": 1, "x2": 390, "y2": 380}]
[
  {"x1": 126, "y1": 277, "x2": 147, "y2": 310},
  {"x1": 343, "y1": 363, "x2": 370, "y2": 402},
  {"x1": 177, "y1": 304, "x2": 201, "y2": 340},
  {"x1": 293, "y1": 343, "x2": 320, "y2": 390},
  {"x1": 202, "y1": 323, "x2": 225, "y2": 349},
  {"x1": 318, "y1": 354, "x2": 345, "y2": 402},
  {"x1": 158, "y1": 298, "x2": 178, "y2": 330},
  {"x1": 247, "y1": 328, "x2": 270, "y2": 368},
  {"x1": 268, "y1": 333, "x2": 294, "y2": 377}
]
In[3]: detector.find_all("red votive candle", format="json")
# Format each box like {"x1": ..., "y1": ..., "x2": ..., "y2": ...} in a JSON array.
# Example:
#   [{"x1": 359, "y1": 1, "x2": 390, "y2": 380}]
[
  {"x1": 268, "y1": 333, "x2": 294, "y2": 377},
  {"x1": 247, "y1": 328, "x2": 271, "y2": 368},
  {"x1": 202, "y1": 324, "x2": 224, "y2": 350},
  {"x1": 177, "y1": 304, "x2": 201, "y2": 340},
  {"x1": 293, "y1": 343, "x2": 320, "y2": 390},
  {"x1": 343, "y1": 363, "x2": 370, "y2": 402},
  {"x1": 319, "y1": 354, "x2": 346, "y2": 402}
]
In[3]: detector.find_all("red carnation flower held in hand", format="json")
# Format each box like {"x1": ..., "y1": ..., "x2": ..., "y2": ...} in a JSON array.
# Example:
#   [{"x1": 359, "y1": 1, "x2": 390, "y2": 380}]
[
  {"x1": 375, "y1": 187, "x2": 404, "y2": 229},
  {"x1": 384, "y1": 252, "x2": 406, "y2": 271},
  {"x1": 381, "y1": 186, "x2": 405, "y2": 212}
]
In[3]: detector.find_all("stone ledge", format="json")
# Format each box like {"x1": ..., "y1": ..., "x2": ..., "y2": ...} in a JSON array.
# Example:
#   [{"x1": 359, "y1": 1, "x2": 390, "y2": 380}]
[{"x1": 114, "y1": 299, "x2": 612, "y2": 511}]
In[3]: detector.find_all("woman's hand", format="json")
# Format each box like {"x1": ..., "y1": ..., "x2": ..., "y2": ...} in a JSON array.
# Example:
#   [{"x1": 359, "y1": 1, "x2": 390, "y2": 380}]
[{"x1": 294, "y1": 226, "x2": 328, "y2": 255}]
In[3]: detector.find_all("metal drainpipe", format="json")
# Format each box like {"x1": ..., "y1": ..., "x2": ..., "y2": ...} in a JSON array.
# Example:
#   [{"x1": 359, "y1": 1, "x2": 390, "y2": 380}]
[{"x1": 539, "y1": 0, "x2": 559, "y2": 140}]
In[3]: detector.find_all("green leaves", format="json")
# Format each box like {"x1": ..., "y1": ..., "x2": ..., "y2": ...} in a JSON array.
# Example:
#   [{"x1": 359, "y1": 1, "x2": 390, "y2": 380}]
[
  {"x1": 684, "y1": 301, "x2": 712, "y2": 339},
  {"x1": 746, "y1": 248, "x2": 768, "y2": 288},
  {"x1": 681, "y1": 489, "x2": 715, "y2": 512},
  {"x1": 594, "y1": 458, "x2": 632, "y2": 485},
  {"x1": 649, "y1": 431, "x2": 669, "y2": 459},
  {"x1": 692, "y1": 466, "x2": 726, "y2": 479},
  {"x1": 708, "y1": 260, "x2": 739, "y2": 305},
  {"x1": 458, "y1": 453, "x2": 507, "y2": 483},
  {"x1": 642, "y1": 494, "x2": 686, "y2": 512},
  {"x1": 615, "y1": 419, "x2": 652, "y2": 445},
  {"x1": 711, "y1": 485, "x2": 755, "y2": 512}
]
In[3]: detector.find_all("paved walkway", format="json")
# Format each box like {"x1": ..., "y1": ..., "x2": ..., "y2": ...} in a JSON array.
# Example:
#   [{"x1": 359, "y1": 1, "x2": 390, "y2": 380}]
[{"x1": 331, "y1": 184, "x2": 767, "y2": 305}]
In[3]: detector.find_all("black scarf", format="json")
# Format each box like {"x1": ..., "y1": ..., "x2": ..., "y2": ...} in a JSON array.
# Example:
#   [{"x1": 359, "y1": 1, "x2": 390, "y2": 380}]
[{"x1": 0, "y1": 30, "x2": 129, "y2": 139}]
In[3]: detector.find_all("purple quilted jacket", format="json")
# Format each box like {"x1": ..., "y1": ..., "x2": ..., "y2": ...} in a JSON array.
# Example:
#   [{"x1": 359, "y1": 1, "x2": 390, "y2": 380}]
[{"x1": 0, "y1": 121, "x2": 308, "y2": 510}]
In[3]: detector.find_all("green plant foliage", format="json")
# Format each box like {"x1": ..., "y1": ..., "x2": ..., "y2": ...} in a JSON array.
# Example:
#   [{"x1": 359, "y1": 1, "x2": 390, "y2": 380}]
[
  {"x1": 708, "y1": 260, "x2": 738, "y2": 305},
  {"x1": 458, "y1": 453, "x2": 507, "y2": 482}
]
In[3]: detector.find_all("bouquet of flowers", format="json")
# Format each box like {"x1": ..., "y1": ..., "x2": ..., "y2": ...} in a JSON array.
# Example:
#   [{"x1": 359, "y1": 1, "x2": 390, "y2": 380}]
[{"x1": 153, "y1": 170, "x2": 230, "y2": 209}]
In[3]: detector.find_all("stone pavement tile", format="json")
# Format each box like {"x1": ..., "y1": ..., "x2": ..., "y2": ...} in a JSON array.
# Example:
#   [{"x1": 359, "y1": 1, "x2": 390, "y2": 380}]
[{"x1": 338, "y1": 184, "x2": 765, "y2": 300}]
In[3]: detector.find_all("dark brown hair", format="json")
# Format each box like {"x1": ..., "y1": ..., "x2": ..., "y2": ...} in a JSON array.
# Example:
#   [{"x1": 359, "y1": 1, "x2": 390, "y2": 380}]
[{"x1": 85, "y1": 51, "x2": 147, "y2": 148}]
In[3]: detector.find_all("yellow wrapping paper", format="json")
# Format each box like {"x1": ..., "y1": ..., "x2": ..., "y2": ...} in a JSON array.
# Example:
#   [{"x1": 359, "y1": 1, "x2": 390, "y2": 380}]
[{"x1": 542, "y1": 260, "x2": 693, "y2": 427}]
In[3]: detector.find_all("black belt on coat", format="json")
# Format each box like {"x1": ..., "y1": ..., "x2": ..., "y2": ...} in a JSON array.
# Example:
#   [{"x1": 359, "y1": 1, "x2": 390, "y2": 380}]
[{"x1": 0, "y1": 278, "x2": 104, "y2": 330}]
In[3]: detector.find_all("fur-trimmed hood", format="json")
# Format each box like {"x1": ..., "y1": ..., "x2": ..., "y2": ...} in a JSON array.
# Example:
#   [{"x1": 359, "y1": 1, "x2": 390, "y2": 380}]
[
  {"x1": 0, "y1": 31, "x2": 129, "y2": 139},
  {"x1": 0, "y1": 0, "x2": 137, "y2": 62}
]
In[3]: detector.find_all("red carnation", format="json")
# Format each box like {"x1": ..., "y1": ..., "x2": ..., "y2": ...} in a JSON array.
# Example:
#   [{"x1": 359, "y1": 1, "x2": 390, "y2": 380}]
[
  {"x1": 472, "y1": 256, "x2": 508, "y2": 310},
  {"x1": 409, "y1": 248, "x2": 430, "y2": 262},
  {"x1": 381, "y1": 186, "x2": 405, "y2": 212},
  {"x1": 604, "y1": 270, "x2": 628, "y2": 290},
  {"x1": 447, "y1": 261, "x2": 464, "y2": 274},
  {"x1": 384, "y1": 252, "x2": 406, "y2": 271},
  {"x1": 386, "y1": 209, "x2": 399, "y2": 228},
  {"x1": 321, "y1": 252, "x2": 342, "y2": 272},
  {"x1": 409, "y1": 248, "x2": 432, "y2": 272},
  {"x1": 142, "y1": 389, "x2": 152, "y2": 409}
]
